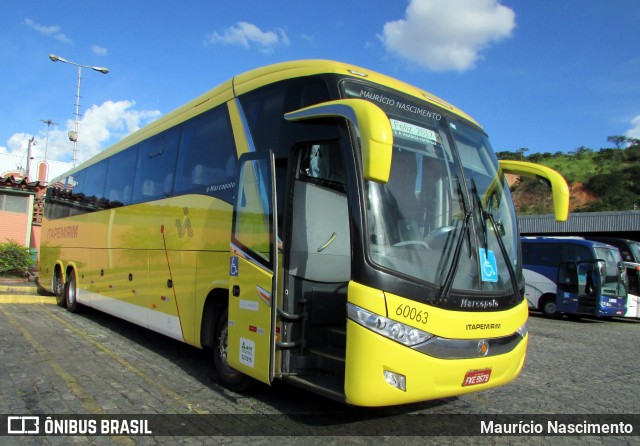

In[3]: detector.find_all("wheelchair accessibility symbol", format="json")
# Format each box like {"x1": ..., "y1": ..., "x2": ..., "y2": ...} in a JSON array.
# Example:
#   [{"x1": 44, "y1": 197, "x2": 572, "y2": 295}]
[
  {"x1": 479, "y1": 248, "x2": 498, "y2": 283},
  {"x1": 230, "y1": 256, "x2": 239, "y2": 277}
]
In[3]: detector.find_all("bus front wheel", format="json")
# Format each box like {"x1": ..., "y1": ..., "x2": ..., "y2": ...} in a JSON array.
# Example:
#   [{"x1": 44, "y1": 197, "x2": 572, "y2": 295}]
[
  {"x1": 213, "y1": 307, "x2": 252, "y2": 392},
  {"x1": 540, "y1": 296, "x2": 558, "y2": 318}
]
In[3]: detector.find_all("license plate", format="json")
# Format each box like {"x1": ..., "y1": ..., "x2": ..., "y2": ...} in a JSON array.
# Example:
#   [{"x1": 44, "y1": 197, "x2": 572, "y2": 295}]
[{"x1": 462, "y1": 369, "x2": 491, "y2": 387}]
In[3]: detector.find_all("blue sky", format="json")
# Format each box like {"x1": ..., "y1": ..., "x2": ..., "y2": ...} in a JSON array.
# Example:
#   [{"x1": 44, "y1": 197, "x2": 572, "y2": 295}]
[{"x1": 1, "y1": 0, "x2": 639, "y2": 172}]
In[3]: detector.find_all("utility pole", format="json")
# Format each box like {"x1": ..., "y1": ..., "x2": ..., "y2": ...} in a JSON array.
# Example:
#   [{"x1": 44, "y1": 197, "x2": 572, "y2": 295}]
[{"x1": 25, "y1": 136, "x2": 36, "y2": 180}]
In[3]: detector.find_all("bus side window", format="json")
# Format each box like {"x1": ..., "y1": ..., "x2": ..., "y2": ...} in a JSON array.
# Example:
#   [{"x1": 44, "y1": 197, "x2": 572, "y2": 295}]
[
  {"x1": 174, "y1": 105, "x2": 236, "y2": 202},
  {"x1": 105, "y1": 147, "x2": 138, "y2": 206},
  {"x1": 83, "y1": 161, "x2": 108, "y2": 209},
  {"x1": 297, "y1": 142, "x2": 345, "y2": 191},
  {"x1": 66, "y1": 171, "x2": 85, "y2": 216},
  {"x1": 132, "y1": 130, "x2": 179, "y2": 204},
  {"x1": 525, "y1": 243, "x2": 560, "y2": 267},
  {"x1": 563, "y1": 245, "x2": 592, "y2": 263}
]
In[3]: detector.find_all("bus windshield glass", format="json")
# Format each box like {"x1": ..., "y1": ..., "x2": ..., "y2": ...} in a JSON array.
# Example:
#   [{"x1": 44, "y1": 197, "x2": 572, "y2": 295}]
[
  {"x1": 629, "y1": 241, "x2": 640, "y2": 263},
  {"x1": 594, "y1": 247, "x2": 627, "y2": 298},
  {"x1": 343, "y1": 82, "x2": 520, "y2": 296}
]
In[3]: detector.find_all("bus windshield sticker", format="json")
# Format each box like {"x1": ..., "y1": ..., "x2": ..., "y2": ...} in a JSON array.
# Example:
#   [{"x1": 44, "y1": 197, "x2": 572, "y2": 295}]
[
  {"x1": 390, "y1": 119, "x2": 439, "y2": 146},
  {"x1": 479, "y1": 248, "x2": 498, "y2": 283}
]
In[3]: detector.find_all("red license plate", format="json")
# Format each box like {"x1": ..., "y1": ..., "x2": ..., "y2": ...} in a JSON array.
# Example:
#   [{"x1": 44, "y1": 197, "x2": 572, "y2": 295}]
[{"x1": 462, "y1": 369, "x2": 491, "y2": 387}]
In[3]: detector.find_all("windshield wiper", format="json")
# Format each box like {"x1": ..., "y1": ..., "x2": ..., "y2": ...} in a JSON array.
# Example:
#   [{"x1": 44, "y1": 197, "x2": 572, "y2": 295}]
[
  {"x1": 469, "y1": 178, "x2": 522, "y2": 300},
  {"x1": 470, "y1": 179, "x2": 488, "y2": 251},
  {"x1": 436, "y1": 176, "x2": 471, "y2": 304},
  {"x1": 436, "y1": 210, "x2": 471, "y2": 304}
]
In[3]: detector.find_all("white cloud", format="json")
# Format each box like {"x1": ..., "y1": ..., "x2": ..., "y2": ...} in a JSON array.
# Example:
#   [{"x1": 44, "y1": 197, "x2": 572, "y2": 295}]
[
  {"x1": 206, "y1": 22, "x2": 290, "y2": 53},
  {"x1": 92, "y1": 45, "x2": 108, "y2": 56},
  {"x1": 24, "y1": 18, "x2": 72, "y2": 43},
  {"x1": 2, "y1": 101, "x2": 161, "y2": 166},
  {"x1": 380, "y1": 0, "x2": 515, "y2": 72},
  {"x1": 625, "y1": 115, "x2": 640, "y2": 140}
]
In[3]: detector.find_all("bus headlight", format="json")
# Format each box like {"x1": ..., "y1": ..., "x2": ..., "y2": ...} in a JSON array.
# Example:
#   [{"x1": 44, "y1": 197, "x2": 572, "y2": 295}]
[{"x1": 347, "y1": 303, "x2": 434, "y2": 346}]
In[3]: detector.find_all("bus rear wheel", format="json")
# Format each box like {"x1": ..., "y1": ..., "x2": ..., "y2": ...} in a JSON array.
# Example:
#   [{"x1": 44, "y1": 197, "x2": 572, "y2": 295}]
[
  {"x1": 213, "y1": 307, "x2": 252, "y2": 392},
  {"x1": 54, "y1": 269, "x2": 65, "y2": 307},
  {"x1": 64, "y1": 269, "x2": 80, "y2": 313}
]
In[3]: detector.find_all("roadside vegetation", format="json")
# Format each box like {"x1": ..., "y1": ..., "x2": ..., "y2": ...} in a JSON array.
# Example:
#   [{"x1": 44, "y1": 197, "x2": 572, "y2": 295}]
[
  {"x1": 497, "y1": 136, "x2": 640, "y2": 215},
  {"x1": 0, "y1": 240, "x2": 34, "y2": 278}
]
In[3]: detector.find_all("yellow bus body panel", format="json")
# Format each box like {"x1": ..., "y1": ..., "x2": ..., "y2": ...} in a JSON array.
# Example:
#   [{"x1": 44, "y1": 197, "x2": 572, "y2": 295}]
[
  {"x1": 227, "y1": 253, "x2": 274, "y2": 384},
  {"x1": 385, "y1": 291, "x2": 528, "y2": 340},
  {"x1": 345, "y1": 281, "x2": 528, "y2": 406},
  {"x1": 39, "y1": 194, "x2": 233, "y2": 347},
  {"x1": 344, "y1": 320, "x2": 527, "y2": 407}
]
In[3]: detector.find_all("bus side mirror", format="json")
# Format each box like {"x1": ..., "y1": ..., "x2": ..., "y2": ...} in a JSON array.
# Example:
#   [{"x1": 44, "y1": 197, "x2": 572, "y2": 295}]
[
  {"x1": 285, "y1": 99, "x2": 393, "y2": 183},
  {"x1": 498, "y1": 160, "x2": 570, "y2": 222}
]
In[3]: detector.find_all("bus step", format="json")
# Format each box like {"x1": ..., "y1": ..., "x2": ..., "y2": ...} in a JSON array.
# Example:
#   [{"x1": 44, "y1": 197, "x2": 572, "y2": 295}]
[
  {"x1": 283, "y1": 375, "x2": 345, "y2": 403},
  {"x1": 328, "y1": 327, "x2": 346, "y2": 349},
  {"x1": 308, "y1": 346, "x2": 346, "y2": 377},
  {"x1": 309, "y1": 346, "x2": 345, "y2": 363}
]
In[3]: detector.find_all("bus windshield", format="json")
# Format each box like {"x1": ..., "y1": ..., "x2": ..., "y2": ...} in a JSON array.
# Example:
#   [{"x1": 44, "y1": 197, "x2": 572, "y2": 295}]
[
  {"x1": 594, "y1": 247, "x2": 627, "y2": 298},
  {"x1": 344, "y1": 82, "x2": 520, "y2": 298},
  {"x1": 629, "y1": 241, "x2": 640, "y2": 263}
]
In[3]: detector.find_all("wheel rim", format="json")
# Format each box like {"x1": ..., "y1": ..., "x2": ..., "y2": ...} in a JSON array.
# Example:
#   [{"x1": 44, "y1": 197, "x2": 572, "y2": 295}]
[
  {"x1": 217, "y1": 324, "x2": 234, "y2": 373},
  {"x1": 544, "y1": 301, "x2": 556, "y2": 314},
  {"x1": 67, "y1": 274, "x2": 76, "y2": 304},
  {"x1": 54, "y1": 272, "x2": 63, "y2": 296}
]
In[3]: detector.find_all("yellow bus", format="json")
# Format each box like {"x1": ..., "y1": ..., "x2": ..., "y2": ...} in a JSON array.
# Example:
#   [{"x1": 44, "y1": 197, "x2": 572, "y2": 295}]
[{"x1": 39, "y1": 60, "x2": 569, "y2": 407}]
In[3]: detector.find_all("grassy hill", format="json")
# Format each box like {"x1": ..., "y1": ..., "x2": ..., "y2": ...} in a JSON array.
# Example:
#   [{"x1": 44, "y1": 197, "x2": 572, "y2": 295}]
[{"x1": 496, "y1": 140, "x2": 640, "y2": 215}]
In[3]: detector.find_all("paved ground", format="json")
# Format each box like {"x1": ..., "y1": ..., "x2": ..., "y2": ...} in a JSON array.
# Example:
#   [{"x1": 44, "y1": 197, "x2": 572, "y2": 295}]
[{"x1": 0, "y1": 283, "x2": 638, "y2": 445}]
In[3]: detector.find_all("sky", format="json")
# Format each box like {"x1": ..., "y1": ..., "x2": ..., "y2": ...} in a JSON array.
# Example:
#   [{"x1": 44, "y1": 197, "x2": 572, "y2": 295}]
[{"x1": 1, "y1": 0, "x2": 639, "y2": 177}]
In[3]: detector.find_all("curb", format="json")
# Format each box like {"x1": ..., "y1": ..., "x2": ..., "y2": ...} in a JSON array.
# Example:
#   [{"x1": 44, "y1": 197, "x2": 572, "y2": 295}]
[
  {"x1": 0, "y1": 295, "x2": 55, "y2": 304},
  {"x1": 0, "y1": 284, "x2": 38, "y2": 294}
]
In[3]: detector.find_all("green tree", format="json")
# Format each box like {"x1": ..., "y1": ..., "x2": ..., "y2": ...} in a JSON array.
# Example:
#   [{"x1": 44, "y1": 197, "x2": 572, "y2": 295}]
[
  {"x1": 574, "y1": 146, "x2": 592, "y2": 159},
  {"x1": 496, "y1": 150, "x2": 519, "y2": 160},
  {"x1": 607, "y1": 136, "x2": 627, "y2": 149},
  {"x1": 517, "y1": 147, "x2": 529, "y2": 160},
  {"x1": 0, "y1": 240, "x2": 33, "y2": 277}
]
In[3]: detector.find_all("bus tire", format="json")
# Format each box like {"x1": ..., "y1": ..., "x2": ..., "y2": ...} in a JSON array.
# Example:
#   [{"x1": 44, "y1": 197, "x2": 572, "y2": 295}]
[
  {"x1": 540, "y1": 295, "x2": 558, "y2": 318},
  {"x1": 213, "y1": 307, "x2": 251, "y2": 392},
  {"x1": 64, "y1": 269, "x2": 80, "y2": 313},
  {"x1": 54, "y1": 269, "x2": 65, "y2": 307}
]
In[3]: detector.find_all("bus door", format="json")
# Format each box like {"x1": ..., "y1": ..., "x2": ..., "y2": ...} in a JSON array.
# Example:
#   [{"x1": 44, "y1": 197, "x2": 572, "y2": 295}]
[
  {"x1": 228, "y1": 151, "x2": 278, "y2": 384},
  {"x1": 557, "y1": 260, "x2": 602, "y2": 315}
]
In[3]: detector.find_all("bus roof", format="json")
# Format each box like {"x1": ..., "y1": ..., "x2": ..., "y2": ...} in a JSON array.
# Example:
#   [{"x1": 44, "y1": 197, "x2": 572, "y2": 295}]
[
  {"x1": 520, "y1": 236, "x2": 618, "y2": 250},
  {"x1": 53, "y1": 59, "x2": 481, "y2": 181}
]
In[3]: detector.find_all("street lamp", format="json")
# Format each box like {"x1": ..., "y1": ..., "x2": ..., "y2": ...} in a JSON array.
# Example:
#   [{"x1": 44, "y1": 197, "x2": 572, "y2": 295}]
[
  {"x1": 39, "y1": 119, "x2": 57, "y2": 162},
  {"x1": 49, "y1": 54, "x2": 109, "y2": 167},
  {"x1": 39, "y1": 119, "x2": 57, "y2": 183}
]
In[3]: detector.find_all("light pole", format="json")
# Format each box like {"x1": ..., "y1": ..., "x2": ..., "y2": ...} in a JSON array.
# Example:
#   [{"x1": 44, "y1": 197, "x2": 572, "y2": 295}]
[{"x1": 49, "y1": 54, "x2": 109, "y2": 167}]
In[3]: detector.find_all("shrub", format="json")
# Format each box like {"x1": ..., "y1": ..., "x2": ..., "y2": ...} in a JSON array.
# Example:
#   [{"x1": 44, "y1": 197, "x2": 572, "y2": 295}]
[{"x1": 0, "y1": 240, "x2": 33, "y2": 277}]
